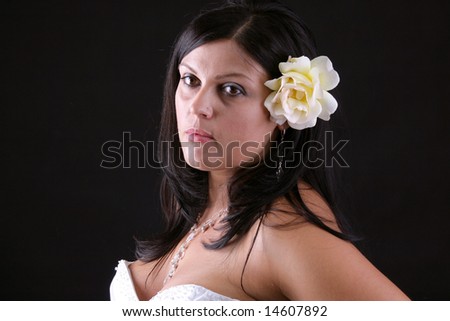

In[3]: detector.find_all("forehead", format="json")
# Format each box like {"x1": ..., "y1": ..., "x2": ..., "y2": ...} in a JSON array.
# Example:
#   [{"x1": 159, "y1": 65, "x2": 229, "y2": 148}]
[{"x1": 179, "y1": 39, "x2": 267, "y2": 78}]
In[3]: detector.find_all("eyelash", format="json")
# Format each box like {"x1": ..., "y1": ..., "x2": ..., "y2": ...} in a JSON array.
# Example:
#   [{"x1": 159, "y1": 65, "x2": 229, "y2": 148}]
[
  {"x1": 180, "y1": 74, "x2": 246, "y2": 97},
  {"x1": 180, "y1": 74, "x2": 200, "y2": 87},
  {"x1": 222, "y1": 83, "x2": 246, "y2": 96}
]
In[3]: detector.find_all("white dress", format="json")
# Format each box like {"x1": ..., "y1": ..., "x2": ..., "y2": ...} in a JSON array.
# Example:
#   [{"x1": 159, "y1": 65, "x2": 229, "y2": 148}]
[{"x1": 110, "y1": 260, "x2": 238, "y2": 301}]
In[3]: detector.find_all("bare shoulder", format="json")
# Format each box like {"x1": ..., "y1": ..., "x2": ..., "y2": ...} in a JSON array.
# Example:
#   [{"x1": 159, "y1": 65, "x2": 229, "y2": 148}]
[
  {"x1": 129, "y1": 259, "x2": 163, "y2": 283},
  {"x1": 259, "y1": 183, "x2": 410, "y2": 300},
  {"x1": 128, "y1": 259, "x2": 163, "y2": 300},
  {"x1": 263, "y1": 180, "x2": 338, "y2": 230},
  {"x1": 297, "y1": 180, "x2": 340, "y2": 230}
]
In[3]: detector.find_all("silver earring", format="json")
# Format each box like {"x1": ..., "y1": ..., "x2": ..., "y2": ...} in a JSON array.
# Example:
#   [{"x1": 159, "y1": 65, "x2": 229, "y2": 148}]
[{"x1": 276, "y1": 129, "x2": 285, "y2": 181}]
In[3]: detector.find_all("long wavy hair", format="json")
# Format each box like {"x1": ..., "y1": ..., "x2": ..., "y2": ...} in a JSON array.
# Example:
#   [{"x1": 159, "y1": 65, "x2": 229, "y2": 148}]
[{"x1": 136, "y1": 0, "x2": 353, "y2": 271}]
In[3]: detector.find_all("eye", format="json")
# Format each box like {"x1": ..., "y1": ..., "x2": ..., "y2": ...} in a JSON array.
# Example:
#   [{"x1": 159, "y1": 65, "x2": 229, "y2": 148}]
[
  {"x1": 222, "y1": 83, "x2": 246, "y2": 96},
  {"x1": 180, "y1": 74, "x2": 200, "y2": 87}
]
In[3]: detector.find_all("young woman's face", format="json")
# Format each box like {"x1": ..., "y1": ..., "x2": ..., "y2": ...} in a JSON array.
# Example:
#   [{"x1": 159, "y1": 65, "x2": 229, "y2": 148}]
[{"x1": 175, "y1": 39, "x2": 277, "y2": 174}]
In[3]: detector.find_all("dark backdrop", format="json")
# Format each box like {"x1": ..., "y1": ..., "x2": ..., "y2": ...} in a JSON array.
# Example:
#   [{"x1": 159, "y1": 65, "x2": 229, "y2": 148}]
[{"x1": 3, "y1": 0, "x2": 449, "y2": 300}]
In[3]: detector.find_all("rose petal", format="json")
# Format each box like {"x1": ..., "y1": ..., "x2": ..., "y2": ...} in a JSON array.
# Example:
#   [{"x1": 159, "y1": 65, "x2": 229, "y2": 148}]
[
  {"x1": 264, "y1": 78, "x2": 281, "y2": 90},
  {"x1": 307, "y1": 81, "x2": 321, "y2": 105},
  {"x1": 311, "y1": 56, "x2": 340, "y2": 90},
  {"x1": 289, "y1": 117, "x2": 317, "y2": 130},
  {"x1": 283, "y1": 72, "x2": 312, "y2": 86},
  {"x1": 264, "y1": 92, "x2": 277, "y2": 107},
  {"x1": 311, "y1": 56, "x2": 332, "y2": 71},
  {"x1": 317, "y1": 91, "x2": 338, "y2": 120},
  {"x1": 280, "y1": 56, "x2": 310, "y2": 74},
  {"x1": 307, "y1": 99, "x2": 322, "y2": 119},
  {"x1": 322, "y1": 69, "x2": 339, "y2": 91}
]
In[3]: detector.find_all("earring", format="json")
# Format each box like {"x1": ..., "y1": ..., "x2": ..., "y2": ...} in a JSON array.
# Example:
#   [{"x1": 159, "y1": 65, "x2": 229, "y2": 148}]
[{"x1": 276, "y1": 129, "x2": 285, "y2": 181}]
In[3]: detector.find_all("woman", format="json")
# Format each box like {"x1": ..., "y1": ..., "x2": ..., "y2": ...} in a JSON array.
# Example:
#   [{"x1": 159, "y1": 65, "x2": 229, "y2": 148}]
[{"x1": 110, "y1": 0, "x2": 409, "y2": 300}]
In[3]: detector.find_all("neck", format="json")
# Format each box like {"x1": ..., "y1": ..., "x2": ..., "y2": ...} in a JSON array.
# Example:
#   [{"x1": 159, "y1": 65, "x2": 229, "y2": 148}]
[{"x1": 204, "y1": 170, "x2": 232, "y2": 219}]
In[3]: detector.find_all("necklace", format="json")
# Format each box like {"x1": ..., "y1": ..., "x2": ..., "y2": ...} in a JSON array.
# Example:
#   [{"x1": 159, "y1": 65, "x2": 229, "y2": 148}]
[{"x1": 163, "y1": 208, "x2": 227, "y2": 285}]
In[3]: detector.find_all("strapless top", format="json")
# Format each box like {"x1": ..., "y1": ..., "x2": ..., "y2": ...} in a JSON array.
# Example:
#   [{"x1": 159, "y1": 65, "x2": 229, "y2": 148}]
[{"x1": 110, "y1": 260, "x2": 238, "y2": 301}]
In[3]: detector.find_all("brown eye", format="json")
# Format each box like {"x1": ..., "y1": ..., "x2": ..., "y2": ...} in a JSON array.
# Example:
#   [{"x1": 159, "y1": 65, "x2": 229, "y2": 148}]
[
  {"x1": 181, "y1": 74, "x2": 200, "y2": 87},
  {"x1": 222, "y1": 83, "x2": 245, "y2": 96}
]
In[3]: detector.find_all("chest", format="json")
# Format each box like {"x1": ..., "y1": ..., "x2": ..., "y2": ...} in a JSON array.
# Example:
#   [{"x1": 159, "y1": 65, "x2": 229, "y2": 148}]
[
  {"x1": 158, "y1": 231, "x2": 251, "y2": 299},
  {"x1": 132, "y1": 224, "x2": 284, "y2": 300}
]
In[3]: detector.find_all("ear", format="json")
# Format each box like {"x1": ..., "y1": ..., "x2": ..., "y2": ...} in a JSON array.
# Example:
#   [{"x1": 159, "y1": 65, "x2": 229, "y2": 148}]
[{"x1": 277, "y1": 123, "x2": 289, "y2": 131}]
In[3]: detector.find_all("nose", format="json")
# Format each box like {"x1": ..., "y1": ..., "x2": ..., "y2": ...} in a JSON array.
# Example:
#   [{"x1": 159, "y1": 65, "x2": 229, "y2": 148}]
[{"x1": 189, "y1": 87, "x2": 214, "y2": 119}]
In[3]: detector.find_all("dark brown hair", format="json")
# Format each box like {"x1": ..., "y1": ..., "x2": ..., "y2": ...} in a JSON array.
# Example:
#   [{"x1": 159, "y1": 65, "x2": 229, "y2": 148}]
[{"x1": 136, "y1": 0, "x2": 352, "y2": 271}]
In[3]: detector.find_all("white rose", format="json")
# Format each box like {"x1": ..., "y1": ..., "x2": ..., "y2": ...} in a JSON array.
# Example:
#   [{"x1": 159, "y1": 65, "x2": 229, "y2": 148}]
[{"x1": 264, "y1": 56, "x2": 340, "y2": 130}]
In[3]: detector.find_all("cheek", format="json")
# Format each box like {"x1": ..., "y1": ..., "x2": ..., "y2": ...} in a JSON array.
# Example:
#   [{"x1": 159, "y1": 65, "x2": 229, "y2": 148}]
[
  {"x1": 219, "y1": 113, "x2": 275, "y2": 165},
  {"x1": 175, "y1": 86, "x2": 182, "y2": 112},
  {"x1": 231, "y1": 106, "x2": 276, "y2": 140},
  {"x1": 175, "y1": 87, "x2": 186, "y2": 128}
]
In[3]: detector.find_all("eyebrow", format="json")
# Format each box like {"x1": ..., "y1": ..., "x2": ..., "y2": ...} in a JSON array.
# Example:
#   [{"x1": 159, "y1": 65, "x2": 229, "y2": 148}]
[{"x1": 179, "y1": 62, "x2": 252, "y2": 81}]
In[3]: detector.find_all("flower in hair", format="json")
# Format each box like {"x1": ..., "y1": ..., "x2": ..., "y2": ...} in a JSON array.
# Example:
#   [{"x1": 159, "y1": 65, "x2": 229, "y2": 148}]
[{"x1": 264, "y1": 56, "x2": 340, "y2": 130}]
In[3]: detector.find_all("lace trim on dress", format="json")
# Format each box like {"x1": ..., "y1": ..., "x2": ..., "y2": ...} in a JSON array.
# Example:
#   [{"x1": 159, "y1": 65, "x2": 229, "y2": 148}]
[{"x1": 110, "y1": 260, "x2": 238, "y2": 301}]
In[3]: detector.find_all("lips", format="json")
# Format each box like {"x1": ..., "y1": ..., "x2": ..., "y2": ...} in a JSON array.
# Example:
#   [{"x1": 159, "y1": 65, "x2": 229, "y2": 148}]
[{"x1": 185, "y1": 128, "x2": 214, "y2": 143}]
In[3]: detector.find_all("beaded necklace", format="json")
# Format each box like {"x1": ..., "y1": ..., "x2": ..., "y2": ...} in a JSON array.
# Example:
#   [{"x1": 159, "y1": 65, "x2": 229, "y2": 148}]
[{"x1": 163, "y1": 208, "x2": 228, "y2": 284}]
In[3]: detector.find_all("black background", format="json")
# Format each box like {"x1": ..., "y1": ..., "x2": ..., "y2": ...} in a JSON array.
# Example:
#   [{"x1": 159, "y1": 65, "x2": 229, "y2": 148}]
[{"x1": 3, "y1": 0, "x2": 449, "y2": 300}]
